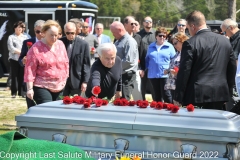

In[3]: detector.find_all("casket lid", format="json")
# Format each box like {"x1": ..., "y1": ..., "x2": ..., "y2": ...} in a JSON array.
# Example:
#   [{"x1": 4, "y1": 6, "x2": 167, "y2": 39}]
[{"x1": 16, "y1": 101, "x2": 240, "y2": 138}]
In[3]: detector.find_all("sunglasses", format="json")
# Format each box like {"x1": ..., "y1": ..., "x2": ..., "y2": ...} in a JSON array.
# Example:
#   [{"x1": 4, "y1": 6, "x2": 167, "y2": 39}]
[
  {"x1": 223, "y1": 26, "x2": 230, "y2": 35},
  {"x1": 35, "y1": 30, "x2": 41, "y2": 34},
  {"x1": 144, "y1": 20, "x2": 152, "y2": 23},
  {"x1": 177, "y1": 24, "x2": 186, "y2": 27},
  {"x1": 158, "y1": 34, "x2": 166, "y2": 38},
  {"x1": 65, "y1": 32, "x2": 75, "y2": 35},
  {"x1": 173, "y1": 41, "x2": 178, "y2": 45},
  {"x1": 82, "y1": 26, "x2": 89, "y2": 28},
  {"x1": 131, "y1": 23, "x2": 138, "y2": 26}
]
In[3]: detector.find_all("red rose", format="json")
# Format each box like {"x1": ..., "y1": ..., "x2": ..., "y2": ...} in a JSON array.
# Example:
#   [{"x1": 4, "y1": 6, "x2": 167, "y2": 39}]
[
  {"x1": 72, "y1": 95, "x2": 82, "y2": 103},
  {"x1": 187, "y1": 104, "x2": 194, "y2": 112},
  {"x1": 167, "y1": 103, "x2": 174, "y2": 110},
  {"x1": 129, "y1": 101, "x2": 136, "y2": 106},
  {"x1": 140, "y1": 100, "x2": 148, "y2": 108},
  {"x1": 92, "y1": 86, "x2": 101, "y2": 96},
  {"x1": 91, "y1": 47, "x2": 95, "y2": 51},
  {"x1": 136, "y1": 100, "x2": 142, "y2": 106},
  {"x1": 83, "y1": 102, "x2": 90, "y2": 108},
  {"x1": 156, "y1": 102, "x2": 163, "y2": 109},
  {"x1": 121, "y1": 98, "x2": 129, "y2": 106},
  {"x1": 76, "y1": 97, "x2": 86, "y2": 104},
  {"x1": 113, "y1": 98, "x2": 121, "y2": 106},
  {"x1": 63, "y1": 96, "x2": 73, "y2": 104},
  {"x1": 171, "y1": 105, "x2": 180, "y2": 113},
  {"x1": 85, "y1": 98, "x2": 93, "y2": 104},
  {"x1": 150, "y1": 101, "x2": 157, "y2": 108},
  {"x1": 27, "y1": 42, "x2": 33, "y2": 47},
  {"x1": 102, "y1": 99, "x2": 108, "y2": 105},
  {"x1": 174, "y1": 66, "x2": 179, "y2": 73},
  {"x1": 163, "y1": 103, "x2": 168, "y2": 109},
  {"x1": 95, "y1": 98, "x2": 103, "y2": 107},
  {"x1": 90, "y1": 96, "x2": 96, "y2": 103}
]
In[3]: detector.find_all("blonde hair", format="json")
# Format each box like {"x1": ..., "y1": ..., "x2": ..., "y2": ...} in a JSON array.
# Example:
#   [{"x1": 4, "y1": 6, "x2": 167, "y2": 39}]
[
  {"x1": 172, "y1": 32, "x2": 189, "y2": 43},
  {"x1": 41, "y1": 20, "x2": 60, "y2": 33}
]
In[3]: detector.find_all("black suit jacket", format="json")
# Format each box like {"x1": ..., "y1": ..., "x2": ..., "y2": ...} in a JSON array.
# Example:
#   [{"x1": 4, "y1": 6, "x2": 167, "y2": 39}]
[
  {"x1": 60, "y1": 36, "x2": 91, "y2": 89},
  {"x1": 175, "y1": 29, "x2": 236, "y2": 105},
  {"x1": 18, "y1": 37, "x2": 36, "y2": 67}
]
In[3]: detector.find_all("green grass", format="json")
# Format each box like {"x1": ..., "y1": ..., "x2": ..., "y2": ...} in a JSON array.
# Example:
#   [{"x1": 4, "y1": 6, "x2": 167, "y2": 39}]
[
  {"x1": 0, "y1": 87, "x2": 28, "y2": 135},
  {"x1": 103, "y1": 29, "x2": 114, "y2": 42}
]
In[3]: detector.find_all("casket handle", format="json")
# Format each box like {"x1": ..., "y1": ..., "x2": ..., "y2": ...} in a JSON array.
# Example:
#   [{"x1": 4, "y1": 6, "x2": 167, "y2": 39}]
[
  {"x1": 180, "y1": 144, "x2": 197, "y2": 160},
  {"x1": 114, "y1": 138, "x2": 129, "y2": 154},
  {"x1": 223, "y1": 142, "x2": 240, "y2": 160},
  {"x1": 18, "y1": 127, "x2": 28, "y2": 137},
  {"x1": 52, "y1": 133, "x2": 67, "y2": 143}
]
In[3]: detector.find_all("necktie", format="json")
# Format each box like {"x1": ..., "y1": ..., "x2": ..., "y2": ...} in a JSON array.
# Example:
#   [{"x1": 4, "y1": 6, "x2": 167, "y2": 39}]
[{"x1": 67, "y1": 41, "x2": 73, "y2": 59}]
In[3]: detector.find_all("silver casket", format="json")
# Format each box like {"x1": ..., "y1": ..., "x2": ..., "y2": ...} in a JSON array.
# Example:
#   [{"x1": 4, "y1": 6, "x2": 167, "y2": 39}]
[{"x1": 16, "y1": 101, "x2": 240, "y2": 160}]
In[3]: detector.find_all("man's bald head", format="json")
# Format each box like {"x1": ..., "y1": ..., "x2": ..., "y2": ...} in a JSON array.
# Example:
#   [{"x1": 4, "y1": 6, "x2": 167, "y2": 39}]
[
  {"x1": 186, "y1": 10, "x2": 206, "y2": 27},
  {"x1": 64, "y1": 22, "x2": 76, "y2": 31},
  {"x1": 185, "y1": 10, "x2": 207, "y2": 36},
  {"x1": 110, "y1": 21, "x2": 126, "y2": 40}
]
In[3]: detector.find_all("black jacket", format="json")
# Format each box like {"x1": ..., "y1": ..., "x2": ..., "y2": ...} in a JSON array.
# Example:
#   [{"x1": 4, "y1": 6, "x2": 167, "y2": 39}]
[
  {"x1": 60, "y1": 37, "x2": 91, "y2": 89},
  {"x1": 175, "y1": 29, "x2": 236, "y2": 105},
  {"x1": 230, "y1": 30, "x2": 240, "y2": 60},
  {"x1": 18, "y1": 37, "x2": 36, "y2": 67}
]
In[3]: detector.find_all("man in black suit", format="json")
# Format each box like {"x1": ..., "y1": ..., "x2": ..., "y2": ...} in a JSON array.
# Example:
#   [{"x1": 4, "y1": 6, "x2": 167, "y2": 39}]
[
  {"x1": 19, "y1": 20, "x2": 45, "y2": 67},
  {"x1": 18, "y1": 20, "x2": 45, "y2": 108},
  {"x1": 60, "y1": 22, "x2": 90, "y2": 96},
  {"x1": 174, "y1": 11, "x2": 236, "y2": 110}
]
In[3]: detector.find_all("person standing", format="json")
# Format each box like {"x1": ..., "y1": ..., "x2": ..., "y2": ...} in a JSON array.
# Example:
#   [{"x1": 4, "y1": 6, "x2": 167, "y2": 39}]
[
  {"x1": 110, "y1": 21, "x2": 138, "y2": 100},
  {"x1": 94, "y1": 23, "x2": 111, "y2": 44},
  {"x1": 24, "y1": 20, "x2": 69, "y2": 105},
  {"x1": 137, "y1": 16, "x2": 156, "y2": 100},
  {"x1": 86, "y1": 43, "x2": 122, "y2": 99},
  {"x1": 80, "y1": 22, "x2": 99, "y2": 65},
  {"x1": 221, "y1": 19, "x2": 240, "y2": 111},
  {"x1": 123, "y1": 16, "x2": 143, "y2": 100},
  {"x1": 174, "y1": 11, "x2": 236, "y2": 110},
  {"x1": 145, "y1": 27, "x2": 175, "y2": 103},
  {"x1": 60, "y1": 22, "x2": 91, "y2": 96},
  {"x1": 7, "y1": 21, "x2": 31, "y2": 98},
  {"x1": 18, "y1": 19, "x2": 45, "y2": 108}
]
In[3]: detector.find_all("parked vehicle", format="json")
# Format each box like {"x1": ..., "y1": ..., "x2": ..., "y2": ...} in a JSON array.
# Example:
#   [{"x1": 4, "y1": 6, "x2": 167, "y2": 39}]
[{"x1": 0, "y1": 0, "x2": 98, "y2": 73}]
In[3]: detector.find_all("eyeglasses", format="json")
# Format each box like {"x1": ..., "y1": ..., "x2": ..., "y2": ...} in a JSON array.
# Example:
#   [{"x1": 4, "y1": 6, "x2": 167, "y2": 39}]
[
  {"x1": 131, "y1": 23, "x2": 138, "y2": 26},
  {"x1": 35, "y1": 30, "x2": 41, "y2": 34},
  {"x1": 158, "y1": 34, "x2": 166, "y2": 38},
  {"x1": 144, "y1": 20, "x2": 152, "y2": 23},
  {"x1": 177, "y1": 24, "x2": 186, "y2": 27},
  {"x1": 223, "y1": 26, "x2": 230, "y2": 35},
  {"x1": 173, "y1": 41, "x2": 178, "y2": 46},
  {"x1": 82, "y1": 26, "x2": 89, "y2": 28},
  {"x1": 65, "y1": 32, "x2": 75, "y2": 35},
  {"x1": 96, "y1": 28, "x2": 102, "y2": 30}
]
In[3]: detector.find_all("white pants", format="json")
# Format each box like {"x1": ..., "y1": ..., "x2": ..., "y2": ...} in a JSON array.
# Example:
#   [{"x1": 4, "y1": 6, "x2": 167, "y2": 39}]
[{"x1": 132, "y1": 70, "x2": 143, "y2": 100}]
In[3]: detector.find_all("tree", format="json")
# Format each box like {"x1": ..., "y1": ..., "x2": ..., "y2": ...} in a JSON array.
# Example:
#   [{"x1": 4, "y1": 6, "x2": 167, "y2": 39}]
[{"x1": 228, "y1": 0, "x2": 236, "y2": 21}]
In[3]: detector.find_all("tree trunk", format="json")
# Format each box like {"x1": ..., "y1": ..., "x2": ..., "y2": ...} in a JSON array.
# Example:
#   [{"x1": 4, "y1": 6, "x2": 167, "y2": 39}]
[{"x1": 228, "y1": 0, "x2": 236, "y2": 21}]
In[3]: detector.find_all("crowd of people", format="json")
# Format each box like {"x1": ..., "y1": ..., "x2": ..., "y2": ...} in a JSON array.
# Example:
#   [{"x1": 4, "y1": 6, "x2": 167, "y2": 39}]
[{"x1": 4, "y1": 10, "x2": 240, "y2": 112}]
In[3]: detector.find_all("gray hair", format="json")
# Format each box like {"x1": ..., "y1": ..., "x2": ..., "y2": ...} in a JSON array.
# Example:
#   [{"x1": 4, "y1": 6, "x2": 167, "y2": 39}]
[
  {"x1": 178, "y1": 19, "x2": 186, "y2": 24},
  {"x1": 34, "y1": 20, "x2": 45, "y2": 28},
  {"x1": 64, "y1": 22, "x2": 76, "y2": 30},
  {"x1": 97, "y1": 43, "x2": 116, "y2": 56},
  {"x1": 95, "y1": 23, "x2": 104, "y2": 29},
  {"x1": 221, "y1": 18, "x2": 238, "y2": 29}
]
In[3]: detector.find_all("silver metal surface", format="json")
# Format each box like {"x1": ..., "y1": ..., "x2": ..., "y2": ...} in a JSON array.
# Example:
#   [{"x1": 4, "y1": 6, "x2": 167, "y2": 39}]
[{"x1": 16, "y1": 101, "x2": 240, "y2": 159}]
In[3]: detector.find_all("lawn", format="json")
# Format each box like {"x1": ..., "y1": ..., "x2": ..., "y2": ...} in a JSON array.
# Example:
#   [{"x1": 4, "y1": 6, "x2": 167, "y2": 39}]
[
  {"x1": 103, "y1": 29, "x2": 114, "y2": 41},
  {"x1": 0, "y1": 78, "x2": 28, "y2": 134}
]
